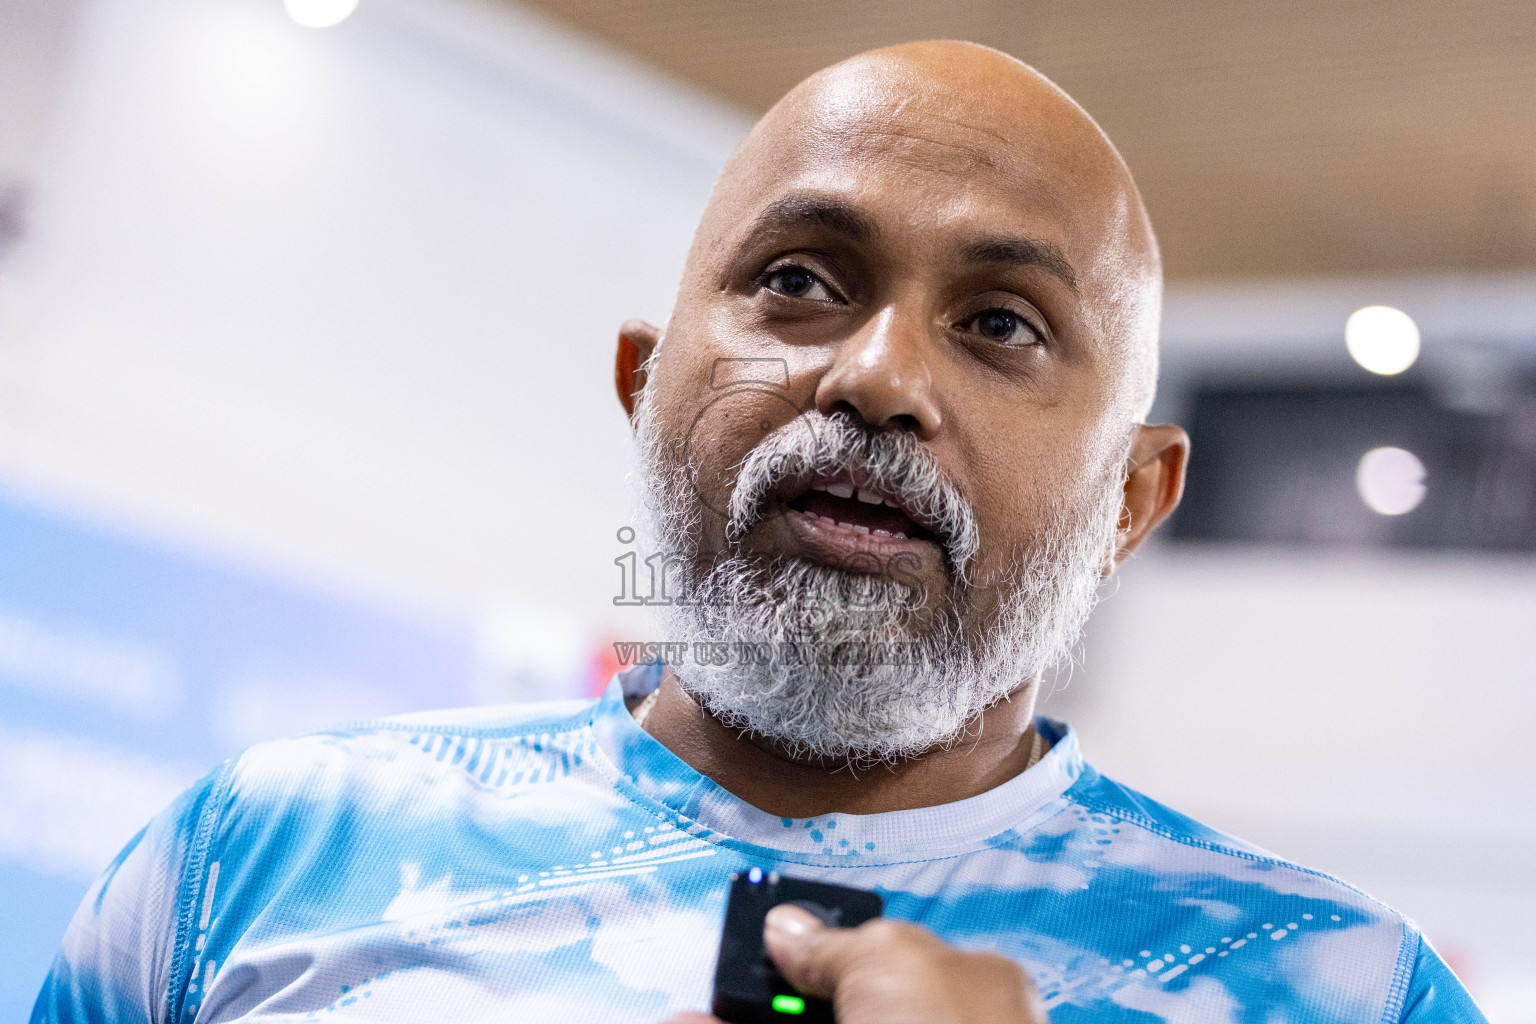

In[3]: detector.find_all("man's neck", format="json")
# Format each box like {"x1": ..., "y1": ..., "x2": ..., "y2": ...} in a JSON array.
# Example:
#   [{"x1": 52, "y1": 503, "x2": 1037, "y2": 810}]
[{"x1": 636, "y1": 670, "x2": 1041, "y2": 819}]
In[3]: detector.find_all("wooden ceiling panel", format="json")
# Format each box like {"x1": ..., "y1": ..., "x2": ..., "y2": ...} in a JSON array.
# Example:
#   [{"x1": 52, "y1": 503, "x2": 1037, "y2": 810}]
[{"x1": 511, "y1": 0, "x2": 1536, "y2": 278}]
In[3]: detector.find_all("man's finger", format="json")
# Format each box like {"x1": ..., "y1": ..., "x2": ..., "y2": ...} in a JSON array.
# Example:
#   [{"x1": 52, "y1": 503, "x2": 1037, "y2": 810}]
[{"x1": 762, "y1": 903, "x2": 889, "y2": 999}]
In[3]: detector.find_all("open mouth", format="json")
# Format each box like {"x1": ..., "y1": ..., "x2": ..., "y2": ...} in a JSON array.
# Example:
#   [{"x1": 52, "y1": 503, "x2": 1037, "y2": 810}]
[{"x1": 785, "y1": 478, "x2": 936, "y2": 543}]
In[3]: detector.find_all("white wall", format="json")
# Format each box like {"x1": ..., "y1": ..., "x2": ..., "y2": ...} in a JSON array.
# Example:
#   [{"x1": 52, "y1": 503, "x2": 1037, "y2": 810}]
[
  {"x1": 0, "y1": 0, "x2": 750, "y2": 640},
  {"x1": 0, "y1": 0, "x2": 76, "y2": 181}
]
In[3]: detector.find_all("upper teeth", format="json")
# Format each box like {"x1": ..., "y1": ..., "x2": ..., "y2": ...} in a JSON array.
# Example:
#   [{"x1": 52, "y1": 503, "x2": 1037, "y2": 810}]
[{"x1": 815, "y1": 481, "x2": 896, "y2": 508}]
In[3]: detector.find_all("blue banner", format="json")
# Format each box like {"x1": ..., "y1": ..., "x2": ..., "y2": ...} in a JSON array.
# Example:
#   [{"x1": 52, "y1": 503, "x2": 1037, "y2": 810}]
[{"x1": 0, "y1": 482, "x2": 479, "y2": 1018}]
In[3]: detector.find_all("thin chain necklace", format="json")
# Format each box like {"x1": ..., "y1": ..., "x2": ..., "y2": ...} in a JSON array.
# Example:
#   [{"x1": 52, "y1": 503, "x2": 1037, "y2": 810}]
[
  {"x1": 1024, "y1": 727, "x2": 1047, "y2": 771},
  {"x1": 631, "y1": 689, "x2": 660, "y2": 728}
]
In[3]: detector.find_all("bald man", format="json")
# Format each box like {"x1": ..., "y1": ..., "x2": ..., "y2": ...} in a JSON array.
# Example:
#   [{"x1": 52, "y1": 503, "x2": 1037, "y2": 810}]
[{"x1": 36, "y1": 43, "x2": 1482, "y2": 1024}]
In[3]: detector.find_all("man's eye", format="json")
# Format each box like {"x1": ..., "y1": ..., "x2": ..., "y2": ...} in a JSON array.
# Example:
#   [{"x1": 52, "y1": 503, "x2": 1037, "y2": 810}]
[
  {"x1": 965, "y1": 308, "x2": 1038, "y2": 345},
  {"x1": 764, "y1": 265, "x2": 835, "y2": 302}
]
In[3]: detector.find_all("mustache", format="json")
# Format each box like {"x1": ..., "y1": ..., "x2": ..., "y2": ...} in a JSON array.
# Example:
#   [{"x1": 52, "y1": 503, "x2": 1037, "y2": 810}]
[{"x1": 725, "y1": 410, "x2": 982, "y2": 580}]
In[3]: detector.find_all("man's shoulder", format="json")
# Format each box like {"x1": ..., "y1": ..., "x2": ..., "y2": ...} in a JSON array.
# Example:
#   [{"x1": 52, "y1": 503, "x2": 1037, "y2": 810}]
[
  {"x1": 1063, "y1": 762, "x2": 1282, "y2": 861},
  {"x1": 187, "y1": 696, "x2": 624, "y2": 925},
  {"x1": 1023, "y1": 759, "x2": 1450, "y2": 1015},
  {"x1": 371, "y1": 696, "x2": 599, "y2": 733},
  {"x1": 216, "y1": 696, "x2": 608, "y2": 813},
  {"x1": 1058, "y1": 760, "x2": 1411, "y2": 927}
]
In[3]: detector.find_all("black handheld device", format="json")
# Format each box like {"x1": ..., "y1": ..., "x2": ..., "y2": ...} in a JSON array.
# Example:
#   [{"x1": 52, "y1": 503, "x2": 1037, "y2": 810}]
[{"x1": 711, "y1": 869, "x2": 884, "y2": 1024}]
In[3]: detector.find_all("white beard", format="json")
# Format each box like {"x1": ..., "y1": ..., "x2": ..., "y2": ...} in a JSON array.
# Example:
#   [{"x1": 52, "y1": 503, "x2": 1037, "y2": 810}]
[{"x1": 634, "y1": 397, "x2": 1127, "y2": 765}]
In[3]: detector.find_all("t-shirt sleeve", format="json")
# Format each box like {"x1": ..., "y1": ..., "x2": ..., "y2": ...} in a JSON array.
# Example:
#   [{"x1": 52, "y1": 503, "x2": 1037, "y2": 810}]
[
  {"x1": 31, "y1": 766, "x2": 230, "y2": 1024},
  {"x1": 1397, "y1": 927, "x2": 1488, "y2": 1024}
]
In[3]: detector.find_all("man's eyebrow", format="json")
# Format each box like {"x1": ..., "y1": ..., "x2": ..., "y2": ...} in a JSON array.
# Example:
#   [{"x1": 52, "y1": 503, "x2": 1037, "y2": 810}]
[
  {"x1": 961, "y1": 237, "x2": 1078, "y2": 294},
  {"x1": 749, "y1": 193, "x2": 880, "y2": 243}
]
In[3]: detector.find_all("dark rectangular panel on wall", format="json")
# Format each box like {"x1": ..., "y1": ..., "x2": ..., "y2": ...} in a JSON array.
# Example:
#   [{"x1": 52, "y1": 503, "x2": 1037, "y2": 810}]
[{"x1": 1171, "y1": 376, "x2": 1536, "y2": 550}]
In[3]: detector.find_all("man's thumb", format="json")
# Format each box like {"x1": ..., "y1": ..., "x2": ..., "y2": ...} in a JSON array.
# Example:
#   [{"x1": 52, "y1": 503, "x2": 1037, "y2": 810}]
[{"x1": 763, "y1": 904, "x2": 846, "y2": 999}]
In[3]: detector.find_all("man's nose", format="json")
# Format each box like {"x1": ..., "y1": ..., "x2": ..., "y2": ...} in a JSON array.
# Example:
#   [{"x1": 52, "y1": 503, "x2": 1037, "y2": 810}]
[{"x1": 813, "y1": 304, "x2": 942, "y2": 438}]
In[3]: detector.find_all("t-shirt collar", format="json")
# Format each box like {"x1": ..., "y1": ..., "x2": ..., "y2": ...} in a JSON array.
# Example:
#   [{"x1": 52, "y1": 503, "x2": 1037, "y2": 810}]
[{"x1": 588, "y1": 679, "x2": 1084, "y2": 865}]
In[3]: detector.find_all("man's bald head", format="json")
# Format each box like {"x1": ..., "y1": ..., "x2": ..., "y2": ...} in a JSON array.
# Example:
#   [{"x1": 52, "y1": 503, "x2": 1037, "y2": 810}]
[
  {"x1": 615, "y1": 40, "x2": 1188, "y2": 763},
  {"x1": 687, "y1": 40, "x2": 1162, "y2": 420}
]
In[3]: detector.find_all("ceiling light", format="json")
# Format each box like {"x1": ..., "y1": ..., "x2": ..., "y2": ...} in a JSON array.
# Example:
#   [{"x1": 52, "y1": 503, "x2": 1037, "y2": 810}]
[
  {"x1": 1356, "y1": 446, "x2": 1426, "y2": 516},
  {"x1": 284, "y1": 0, "x2": 358, "y2": 28},
  {"x1": 1346, "y1": 305, "x2": 1420, "y2": 375}
]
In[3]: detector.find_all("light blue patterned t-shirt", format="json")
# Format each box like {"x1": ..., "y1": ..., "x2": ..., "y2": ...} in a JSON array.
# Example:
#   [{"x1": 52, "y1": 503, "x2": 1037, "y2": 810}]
[{"x1": 35, "y1": 674, "x2": 1483, "y2": 1023}]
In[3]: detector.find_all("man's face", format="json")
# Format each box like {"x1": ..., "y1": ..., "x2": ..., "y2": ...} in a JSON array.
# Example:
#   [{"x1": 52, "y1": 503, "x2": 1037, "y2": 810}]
[
  {"x1": 647, "y1": 71, "x2": 1143, "y2": 619},
  {"x1": 625, "y1": 52, "x2": 1170, "y2": 762}
]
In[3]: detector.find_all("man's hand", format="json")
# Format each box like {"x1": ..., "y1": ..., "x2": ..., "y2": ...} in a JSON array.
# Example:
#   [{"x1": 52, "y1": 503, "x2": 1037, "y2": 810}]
[{"x1": 664, "y1": 903, "x2": 1046, "y2": 1024}]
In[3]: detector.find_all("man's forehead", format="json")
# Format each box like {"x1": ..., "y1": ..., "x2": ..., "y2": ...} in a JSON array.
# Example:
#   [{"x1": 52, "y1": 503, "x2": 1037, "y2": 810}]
[
  {"x1": 718, "y1": 57, "x2": 1139, "y2": 275},
  {"x1": 738, "y1": 147, "x2": 1080, "y2": 250}
]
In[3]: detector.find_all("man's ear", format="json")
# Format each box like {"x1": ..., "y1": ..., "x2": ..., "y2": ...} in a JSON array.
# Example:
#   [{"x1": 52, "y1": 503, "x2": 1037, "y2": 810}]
[
  {"x1": 614, "y1": 319, "x2": 662, "y2": 420},
  {"x1": 1109, "y1": 423, "x2": 1190, "y2": 571}
]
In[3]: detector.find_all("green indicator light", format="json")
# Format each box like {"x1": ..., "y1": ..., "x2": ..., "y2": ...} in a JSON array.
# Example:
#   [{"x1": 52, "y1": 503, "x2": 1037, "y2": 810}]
[{"x1": 771, "y1": 994, "x2": 806, "y2": 1015}]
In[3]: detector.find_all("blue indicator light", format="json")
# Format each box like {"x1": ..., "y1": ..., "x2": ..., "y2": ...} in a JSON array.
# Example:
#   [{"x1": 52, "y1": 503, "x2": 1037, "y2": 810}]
[{"x1": 748, "y1": 867, "x2": 763, "y2": 884}]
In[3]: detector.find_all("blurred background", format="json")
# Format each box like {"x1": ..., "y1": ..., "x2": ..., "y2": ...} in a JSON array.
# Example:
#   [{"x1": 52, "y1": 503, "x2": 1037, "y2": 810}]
[{"x1": 0, "y1": 0, "x2": 1531, "y2": 1017}]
